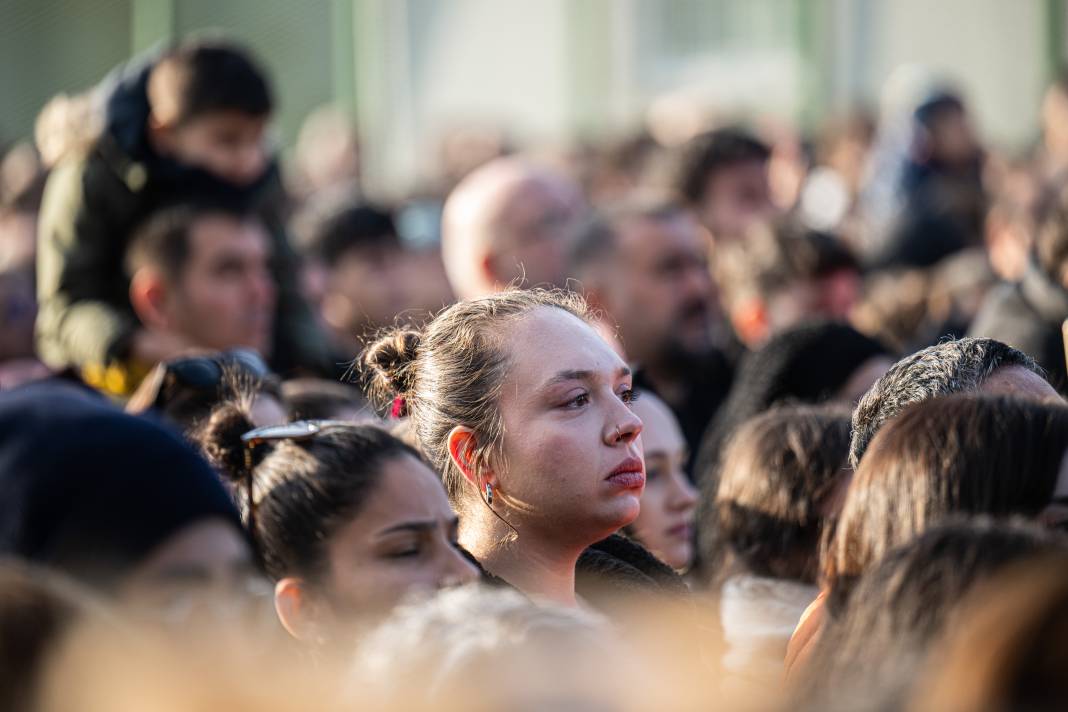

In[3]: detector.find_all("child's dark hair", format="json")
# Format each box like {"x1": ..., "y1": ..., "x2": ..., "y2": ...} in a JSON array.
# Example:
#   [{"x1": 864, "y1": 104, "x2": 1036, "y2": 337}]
[
  {"x1": 196, "y1": 401, "x2": 420, "y2": 583},
  {"x1": 149, "y1": 39, "x2": 273, "y2": 126}
]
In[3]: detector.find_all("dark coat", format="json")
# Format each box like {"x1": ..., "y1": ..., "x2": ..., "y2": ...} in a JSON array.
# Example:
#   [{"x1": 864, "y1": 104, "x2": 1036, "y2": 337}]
[
  {"x1": 968, "y1": 264, "x2": 1068, "y2": 392},
  {"x1": 35, "y1": 53, "x2": 332, "y2": 387},
  {"x1": 471, "y1": 534, "x2": 689, "y2": 614}
]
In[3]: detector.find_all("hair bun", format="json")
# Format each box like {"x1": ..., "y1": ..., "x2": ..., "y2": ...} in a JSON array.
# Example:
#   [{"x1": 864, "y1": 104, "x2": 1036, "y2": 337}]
[
  {"x1": 196, "y1": 402, "x2": 264, "y2": 485},
  {"x1": 360, "y1": 328, "x2": 421, "y2": 407}
]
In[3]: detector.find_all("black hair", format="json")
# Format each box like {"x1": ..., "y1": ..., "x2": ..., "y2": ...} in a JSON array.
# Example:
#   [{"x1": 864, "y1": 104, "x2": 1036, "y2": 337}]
[
  {"x1": 197, "y1": 402, "x2": 421, "y2": 583},
  {"x1": 675, "y1": 127, "x2": 771, "y2": 206},
  {"x1": 150, "y1": 40, "x2": 273, "y2": 126},
  {"x1": 694, "y1": 321, "x2": 889, "y2": 485},
  {"x1": 306, "y1": 203, "x2": 399, "y2": 267},
  {"x1": 849, "y1": 337, "x2": 1045, "y2": 468},
  {"x1": 281, "y1": 378, "x2": 368, "y2": 421}
]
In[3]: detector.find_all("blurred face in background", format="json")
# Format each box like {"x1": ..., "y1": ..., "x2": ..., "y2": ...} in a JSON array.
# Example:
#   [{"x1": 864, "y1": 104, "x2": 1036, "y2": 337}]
[
  {"x1": 922, "y1": 105, "x2": 980, "y2": 168},
  {"x1": 628, "y1": 391, "x2": 697, "y2": 570},
  {"x1": 319, "y1": 454, "x2": 479, "y2": 617},
  {"x1": 321, "y1": 239, "x2": 410, "y2": 342},
  {"x1": 699, "y1": 159, "x2": 775, "y2": 242},
  {"x1": 152, "y1": 111, "x2": 270, "y2": 186},
  {"x1": 603, "y1": 211, "x2": 718, "y2": 368},
  {"x1": 165, "y1": 215, "x2": 276, "y2": 356},
  {"x1": 120, "y1": 518, "x2": 259, "y2": 622},
  {"x1": 485, "y1": 175, "x2": 582, "y2": 291}
]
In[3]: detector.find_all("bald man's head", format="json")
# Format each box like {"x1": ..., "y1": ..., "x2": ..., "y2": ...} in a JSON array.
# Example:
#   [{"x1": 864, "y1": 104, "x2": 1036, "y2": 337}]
[{"x1": 441, "y1": 158, "x2": 583, "y2": 300}]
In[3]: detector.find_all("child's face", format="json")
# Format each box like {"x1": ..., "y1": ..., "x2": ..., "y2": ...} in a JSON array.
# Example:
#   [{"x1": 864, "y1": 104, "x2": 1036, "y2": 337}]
[{"x1": 159, "y1": 110, "x2": 270, "y2": 186}]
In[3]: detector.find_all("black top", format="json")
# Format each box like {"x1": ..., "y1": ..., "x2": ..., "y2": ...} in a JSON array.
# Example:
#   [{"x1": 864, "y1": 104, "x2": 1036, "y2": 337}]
[{"x1": 633, "y1": 348, "x2": 734, "y2": 480}]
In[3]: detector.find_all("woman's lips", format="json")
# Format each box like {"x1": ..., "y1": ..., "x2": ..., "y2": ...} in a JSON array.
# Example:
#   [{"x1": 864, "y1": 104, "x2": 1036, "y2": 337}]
[
  {"x1": 606, "y1": 457, "x2": 646, "y2": 490},
  {"x1": 667, "y1": 523, "x2": 693, "y2": 541}
]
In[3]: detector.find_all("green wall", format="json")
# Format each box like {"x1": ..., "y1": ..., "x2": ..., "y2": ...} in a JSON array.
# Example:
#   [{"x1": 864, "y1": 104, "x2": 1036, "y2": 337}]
[{"x1": 1, "y1": 0, "x2": 338, "y2": 149}]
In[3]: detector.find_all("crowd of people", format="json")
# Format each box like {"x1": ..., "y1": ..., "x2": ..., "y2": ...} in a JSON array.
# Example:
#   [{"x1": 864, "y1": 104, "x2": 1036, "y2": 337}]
[{"x1": 4, "y1": 33, "x2": 1068, "y2": 710}]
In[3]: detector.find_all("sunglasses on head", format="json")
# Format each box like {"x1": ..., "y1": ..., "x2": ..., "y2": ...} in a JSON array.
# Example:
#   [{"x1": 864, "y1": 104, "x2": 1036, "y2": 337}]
[
  {"x1": 165, "y1": 349, "x2": 271, "y2": 392},
  {"x1": 240, "y1": 419, "x2": 353, "y2": 449},
  {"x1": 238, "y1": 419, "x2": 354, "y2": 548}
]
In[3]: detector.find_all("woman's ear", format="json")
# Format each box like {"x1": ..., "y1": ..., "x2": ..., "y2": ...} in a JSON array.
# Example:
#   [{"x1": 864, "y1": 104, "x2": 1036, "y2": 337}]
[
  {"x1": 447, "y1": 426, "x2": 493, "y2": 489},
  {"x1": 274, "y1": 577, "x2": 328, "y2": 642}
]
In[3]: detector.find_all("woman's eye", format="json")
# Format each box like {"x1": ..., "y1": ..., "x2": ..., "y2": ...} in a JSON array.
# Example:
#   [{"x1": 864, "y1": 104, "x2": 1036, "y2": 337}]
[
  {"x1": 564, "y1": 392, "x2": 590, "y2": 408},
  {"x1": 620, "y1": 388, "x2": 639, "y2": 405},
  {"x1": 646, "y1": 466, "x2": 663, "y2": 481},
  {"x1": 387, "y1": 546, "x2": 422, "y2": 559}
]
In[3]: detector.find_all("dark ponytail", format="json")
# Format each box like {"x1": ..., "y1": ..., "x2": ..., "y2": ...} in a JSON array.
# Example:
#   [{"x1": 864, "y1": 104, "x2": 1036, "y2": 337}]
[{"x1": 196, "y1": 402, "x2": 422, "y2": 583}]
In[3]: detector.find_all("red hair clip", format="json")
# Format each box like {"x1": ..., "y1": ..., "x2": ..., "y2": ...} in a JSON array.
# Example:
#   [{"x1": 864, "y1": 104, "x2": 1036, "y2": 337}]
[{"x1": 390, "y1": 396, "x2": 408, "y2": 419}]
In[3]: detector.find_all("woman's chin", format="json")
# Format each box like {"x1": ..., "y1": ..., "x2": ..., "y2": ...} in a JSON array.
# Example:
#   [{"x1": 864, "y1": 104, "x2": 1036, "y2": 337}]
[{"x1": 603, "y1": 495, "x2": 642, "y2": 532}]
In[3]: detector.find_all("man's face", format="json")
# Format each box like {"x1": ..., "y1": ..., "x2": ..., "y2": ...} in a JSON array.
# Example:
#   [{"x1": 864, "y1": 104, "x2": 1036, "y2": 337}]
[
  {"x1": 605, "y1": 213, "x2": 717, "y2": 367},
  {"x1": 161, "y1": 111, "x2": 270, "y2": 186},
  {"x1": 325, "y1": 241, "x2": 409, "y2": 335},
  {"x1": 486, "y1": 178, "x2": 581, "y2": 289},
  {"x1": 166, "y1": 214, "x2": 276, "y2": 356},
  {"x1": 698, "y1": 159, "x2": 774, "y2": 241}
]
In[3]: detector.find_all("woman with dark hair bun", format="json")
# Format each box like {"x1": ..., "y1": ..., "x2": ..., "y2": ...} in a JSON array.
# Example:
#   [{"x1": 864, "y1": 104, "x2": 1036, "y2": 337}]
[
  {"x1": 196, "y1": 400, "x2": 477, "y2": 643},
  {"x1": 361, "y1": 288, "x2": 654, "y2": 607}
]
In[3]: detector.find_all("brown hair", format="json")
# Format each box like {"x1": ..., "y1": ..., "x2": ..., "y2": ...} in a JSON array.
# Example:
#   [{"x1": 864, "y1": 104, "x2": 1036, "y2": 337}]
[
  {"x1": 360, "y1": 288, "x2": 591, "y2": 506},
  {"x1": 824, "y1": 394, "x2": 1068, "y2": 611},
  {"x1": 911, "y1": 552, "x2": 1068, "y2": 712},
  {"x1": 705, "y1": 404, "x2": 851, "y2": 585},
  {"x1": 798, "y1": 518, "x2": 1067, "y2": 712}
]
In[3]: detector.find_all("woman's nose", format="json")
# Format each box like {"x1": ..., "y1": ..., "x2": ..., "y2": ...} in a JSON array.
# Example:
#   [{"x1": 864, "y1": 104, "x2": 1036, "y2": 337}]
[
  {"x1": 439, "y1": 546, "x2": 480, "y2": 588},
  {"x1": 606, "y1": 408, "x2": 643, "y2": 445},
  {"x1": 670, "y1": 470, "x2": 699, "y2": 510}
]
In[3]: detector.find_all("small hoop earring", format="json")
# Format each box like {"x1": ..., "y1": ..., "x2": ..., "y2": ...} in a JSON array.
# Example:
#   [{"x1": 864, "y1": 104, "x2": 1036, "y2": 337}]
[{"x1": 485, "y1": 482, "x2": 494, "y2": 505}]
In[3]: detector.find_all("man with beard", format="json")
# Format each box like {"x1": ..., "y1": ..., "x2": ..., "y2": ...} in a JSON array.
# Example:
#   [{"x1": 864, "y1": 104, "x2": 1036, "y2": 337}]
[{"x1": 570, "y1": 201, "x2": 734, "y2": 476}]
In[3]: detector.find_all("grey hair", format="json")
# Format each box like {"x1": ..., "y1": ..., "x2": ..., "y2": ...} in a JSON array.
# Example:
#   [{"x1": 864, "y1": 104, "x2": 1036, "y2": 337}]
[{"x1": 849, "y1": 337, "x2": 1044, "y2": 468}]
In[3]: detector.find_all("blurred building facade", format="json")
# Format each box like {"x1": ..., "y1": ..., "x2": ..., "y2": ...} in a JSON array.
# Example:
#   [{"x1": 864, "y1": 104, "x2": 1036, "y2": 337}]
[{"x1": 2, "y1": 0, "x2": 1064, "y2": 195}]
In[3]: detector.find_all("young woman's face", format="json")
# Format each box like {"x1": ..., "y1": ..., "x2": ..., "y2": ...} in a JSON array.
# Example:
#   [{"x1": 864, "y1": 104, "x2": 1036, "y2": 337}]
[
  {"x1": 323, "y1": 454, "x2": 478, "y2": 614},
  {"x1": 493, "y1": 307, "x2": 644, "y2": 547},
  {"x1": 628, "y1": 393, "x2": 698, "y2": 570}
]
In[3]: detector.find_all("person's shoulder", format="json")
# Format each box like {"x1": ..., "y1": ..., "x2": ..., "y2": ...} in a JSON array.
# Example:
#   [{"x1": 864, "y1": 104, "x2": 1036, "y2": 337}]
[
  {"x1": 576, "y1": 533, "x2": 689, "y2": 598},
  {"x1": 47, "y1": 138, "x2": 137, "y2": 206},
  {"x1": 968, "y1": 281, "x2": 1040, "y2": 340}
]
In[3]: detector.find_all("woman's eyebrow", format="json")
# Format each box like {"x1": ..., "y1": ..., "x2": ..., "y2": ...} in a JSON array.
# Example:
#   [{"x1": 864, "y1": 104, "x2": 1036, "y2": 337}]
[
  {"x1": 541, "y1": 366, "x2": 632, "y2": 390},
  {"x1": 375, "y1": 520, "x2": 437, "y2": 538}
]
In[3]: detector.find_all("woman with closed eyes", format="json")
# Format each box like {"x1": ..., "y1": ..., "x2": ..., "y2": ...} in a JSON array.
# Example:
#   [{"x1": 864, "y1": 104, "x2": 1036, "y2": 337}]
[{"x1": 197, "y1": 401, "x2": 478, "y2": 644}]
